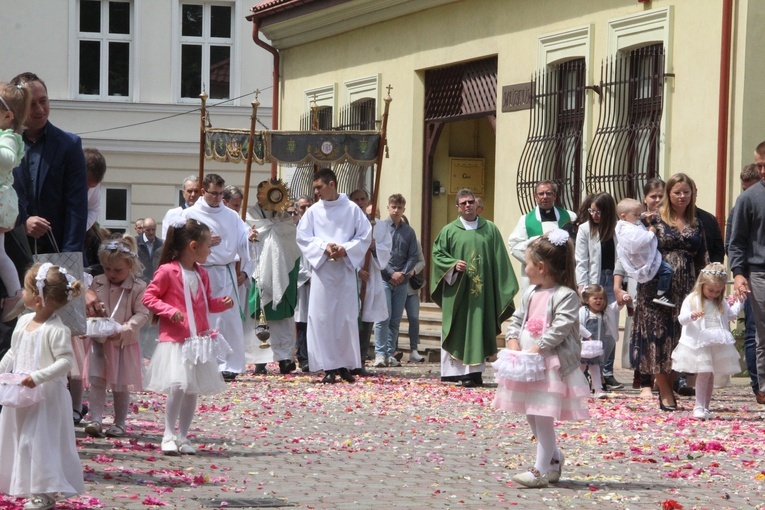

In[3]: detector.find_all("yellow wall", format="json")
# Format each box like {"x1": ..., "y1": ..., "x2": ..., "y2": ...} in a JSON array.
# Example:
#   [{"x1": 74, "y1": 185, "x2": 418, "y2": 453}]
[{"x1": 273, "y1": 0, "x2": 753, "y2": 248}]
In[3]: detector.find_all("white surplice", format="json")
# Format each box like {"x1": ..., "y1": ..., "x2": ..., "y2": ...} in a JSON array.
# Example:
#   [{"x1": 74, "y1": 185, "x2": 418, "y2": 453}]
[
  {"x1": 360, "y1": 220, "x2": 392, "y2": 323},
  {"x1": 184, "y1": 199, "x2": 253, "y2": 373},
  {"x1": 296, "y1": 193, "x2": 371, "y2": 372}
]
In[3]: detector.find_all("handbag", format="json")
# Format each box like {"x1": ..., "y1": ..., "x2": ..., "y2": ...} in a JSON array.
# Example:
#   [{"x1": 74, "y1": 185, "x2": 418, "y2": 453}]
[
  {"x1": 0, "y1": 373, "x2": 42, "y2": 408},
  {"x1": 179, "y1": 264, "x2": 232, "y2": 365},
  {"x1": 32, "y1": 232, "x2": 87, "y2": 336},
  {"x1": 0, "y1": 324, "x2": 45, "y2": 408},
  {"x1": 580, "y1": 340, "x2": 605, "y2": 359},
  {"x1": 409, "y1": 272, "x2": 425, "y2": 290},
  {"x1": 86, "y1": 289, "x2": 125, "y2": 343},
  {"x1": 492, "y1": 350, "x2": 547, "y2": 382}
]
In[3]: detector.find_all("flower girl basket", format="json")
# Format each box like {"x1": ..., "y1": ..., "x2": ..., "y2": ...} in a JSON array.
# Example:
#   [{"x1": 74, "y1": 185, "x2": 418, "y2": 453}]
[
  {"x1": 180, "y1": 268, "x2": 232, "y2": 365},
  {"x1": 85, "y1": 289, "x2": 125, "y2": 343}
]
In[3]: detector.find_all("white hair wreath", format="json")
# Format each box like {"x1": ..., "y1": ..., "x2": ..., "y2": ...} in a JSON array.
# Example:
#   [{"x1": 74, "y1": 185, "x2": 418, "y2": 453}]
[
  {"x1": 547, "y1": 229, "x2": 569, "y2": 247},
  {"x1": 35, "y1": 263, "x2": 77, "y2": 306}
]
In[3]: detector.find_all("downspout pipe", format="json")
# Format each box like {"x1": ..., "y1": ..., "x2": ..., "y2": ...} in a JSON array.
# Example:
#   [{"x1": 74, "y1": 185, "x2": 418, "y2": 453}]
[
  {"x1": 716, "y1": 0, "x2": 733, "y2": 233},
  {"x1": 252, "y1": 18, "x2": 280, "y2": 179}
]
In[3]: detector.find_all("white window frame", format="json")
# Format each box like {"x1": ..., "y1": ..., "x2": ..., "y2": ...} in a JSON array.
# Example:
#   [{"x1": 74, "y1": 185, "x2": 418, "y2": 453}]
[
  {"x1": 100, "y1": 185, "x2": 131, "y2": 232},
  {"x1": 70, "y1": 0, "x2": 137, "y2": 101},
  {"x1": 345, "y1": 75, "x2": 380, "y2": 108},
  {"x1": 304, "y1": 84, "x2": 336, "y2": 127},
  {"x1": 607, "y1": 7, "x2": 672, "y2": 176},
  {"x1": 171, "y1": 1, "x2": 241, "y2": 104}
]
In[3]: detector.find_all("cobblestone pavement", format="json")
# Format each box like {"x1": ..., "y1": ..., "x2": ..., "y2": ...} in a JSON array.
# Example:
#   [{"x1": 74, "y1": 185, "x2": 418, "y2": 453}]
[{"x1": 8, "y1": 365, "x2": 765, "y2": 509}]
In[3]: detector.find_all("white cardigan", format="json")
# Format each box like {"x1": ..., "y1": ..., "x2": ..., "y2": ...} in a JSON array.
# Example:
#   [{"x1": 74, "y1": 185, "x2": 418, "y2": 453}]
[{"x1": 575, "y1": 222, "x2": 623, "y2": 288}]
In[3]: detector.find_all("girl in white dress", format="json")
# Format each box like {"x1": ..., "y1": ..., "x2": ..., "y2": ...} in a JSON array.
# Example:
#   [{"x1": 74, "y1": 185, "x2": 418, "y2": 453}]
[
  {"x1": 671, "y1": 263, "x2": 743, "y2": 420},
  {"x1": 493, "y1": 229, "x2": 590, "y2": 488},
  {"x1": 0, "y1": 263, "x2": 85, "y2": 510}
]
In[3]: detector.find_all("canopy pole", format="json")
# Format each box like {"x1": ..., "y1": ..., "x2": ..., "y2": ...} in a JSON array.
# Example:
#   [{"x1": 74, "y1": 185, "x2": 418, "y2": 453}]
[
  {"x1": 198, "y1": 90, "x2": 208, "y2": 184},
  {"x1": 241, "y1": 94, "x2": 260, "y2": 220},
  {"x1": 360, "y1": 87, "x2": 393, "y2": 314}
]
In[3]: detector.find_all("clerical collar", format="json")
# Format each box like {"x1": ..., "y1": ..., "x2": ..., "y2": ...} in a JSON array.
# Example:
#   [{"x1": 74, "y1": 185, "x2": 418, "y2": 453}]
[{"x1": 539, "y1": 207, "x2": 557, "y2": 222}]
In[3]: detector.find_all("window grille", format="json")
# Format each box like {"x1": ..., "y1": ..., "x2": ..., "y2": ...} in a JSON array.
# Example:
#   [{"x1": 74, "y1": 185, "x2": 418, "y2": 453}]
[
  {"x1": 586, "y1": 44, "x2": 666, "y2": 202},
  {"x1": 425, "y1": 57, "x2": 497, "y2": 121},
  {"x1": 337, "y1": 99, "x2": 377, "y2": 131},
  {"x1": 299, "y1": 106, "x2": 333, "y2": 130},
  {"x1": 516, "y1": 59, "x2": 586, "y2": 213}
]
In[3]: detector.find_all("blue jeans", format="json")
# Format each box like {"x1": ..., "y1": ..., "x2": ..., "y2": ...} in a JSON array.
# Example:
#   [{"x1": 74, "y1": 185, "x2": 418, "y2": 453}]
[
  {"x1": 599, "y1": 270, "x2": 617, "y2": 377},
  {"x1": 743, "y1": 296, "x2": 759, "y2": 394},
  {"x1": 656, "y1": 260, "x2": 673, "y2": 294},
  {"x1": 374, "y1": 281, "x2": 408, "y2": 358},
  {"x1": 402, "y1": 292, "x2": 420, "y2": 351}
]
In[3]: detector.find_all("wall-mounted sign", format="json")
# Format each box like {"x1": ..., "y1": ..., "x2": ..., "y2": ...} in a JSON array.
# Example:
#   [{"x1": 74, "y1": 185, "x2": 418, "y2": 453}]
[
  {"x1": 449, "y1": 158, "x2": 484, "y2": 194},
  {"x1": 501, "y1": 82, "x2": 533, "y2": 112}
]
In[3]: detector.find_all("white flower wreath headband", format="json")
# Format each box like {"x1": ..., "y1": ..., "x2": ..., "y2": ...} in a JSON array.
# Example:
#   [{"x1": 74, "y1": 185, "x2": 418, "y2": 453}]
[
  {"x1": 546, "y1": 229, "x2": 569, "y2": 247},
  {"x1": 36, "y1": 262, "x2": 76, "y2": 306},
  {"x1": 100, "y1": 241, "x2": 138, "y2": 259}
]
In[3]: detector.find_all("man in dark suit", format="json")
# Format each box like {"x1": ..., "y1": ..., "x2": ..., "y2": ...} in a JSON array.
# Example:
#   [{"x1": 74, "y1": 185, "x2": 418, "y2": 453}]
[
  {"x1": 10, "y1": 72, "x2": 87, "y2": 257},
  {"x1": 136, "y1": 217, "x2": 163, "y2": 282},
  {"x1": 7, "y1": 72, "x2": 88, "y2": 424}
]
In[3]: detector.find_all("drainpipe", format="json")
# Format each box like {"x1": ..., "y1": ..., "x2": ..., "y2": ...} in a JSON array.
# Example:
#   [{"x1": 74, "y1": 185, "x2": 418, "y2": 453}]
[
  {"x1": 252, "y1": 19, "x2": 280, "y2": 179},
  {"x1": 716, "y1": 0, "x2": 733, "y2": 233}
]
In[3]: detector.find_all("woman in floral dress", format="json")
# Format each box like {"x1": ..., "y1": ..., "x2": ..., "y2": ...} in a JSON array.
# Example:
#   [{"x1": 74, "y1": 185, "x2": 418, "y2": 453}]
[{"x1": 630, "y1": 173, "x2": 708, "y2": 411}]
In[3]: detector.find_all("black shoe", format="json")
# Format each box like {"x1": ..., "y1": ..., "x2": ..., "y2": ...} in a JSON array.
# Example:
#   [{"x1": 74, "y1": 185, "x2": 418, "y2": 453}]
[
  {"x1": 393, "y1": 351, "x2": 403, "y2": 362},
  {"x1": 659, "y1": 393, "x2": 677, "y2": 412},
  {"x1": 337, "y1": 368, "x2": 356, "y2": 383},
  {"x1": 461, "y1": 373, "x2": 484, "y2": 388},
  {"x1": 73, "y1": 404, "x2": 89, "y2": 426},
  {"x1": 221, "y1": 371, "x2": 237, "y2": 382},
  {"x1": 350, "y1": 367, "x2": 373, "y2": 377},
  {"x1": 321, "y1": 371, "x2": 337, "y2": 384},
  {"x1": 301, "y1": 364, "x2": 310, "y2": 373},
  {"x1": 254, "y1": 364, "x2": 267, "y2": 375},
  {"x1": 279, "y1": 359, "x2": 297, "y2": 374},
  {"x1": 675, "y1": 376, "x2": 695, "y2": 396},
  {"x1": 604, "y1": 376, "x2": 624, "y2": 390}
]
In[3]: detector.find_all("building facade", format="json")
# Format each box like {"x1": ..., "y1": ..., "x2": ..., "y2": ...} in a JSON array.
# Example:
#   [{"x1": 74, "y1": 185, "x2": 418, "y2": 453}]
[
  {"x1": 248, "y1": 0, "x2": 765, "y2": 275},
  {"x1": 1, "y1": 0, "x2": 273, "y2": 234}
]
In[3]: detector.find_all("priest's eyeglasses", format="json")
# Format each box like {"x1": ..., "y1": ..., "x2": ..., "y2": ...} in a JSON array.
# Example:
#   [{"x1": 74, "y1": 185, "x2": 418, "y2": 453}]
[{"x1": 459, "y1": 199, "x2": 476, "y2": 207}]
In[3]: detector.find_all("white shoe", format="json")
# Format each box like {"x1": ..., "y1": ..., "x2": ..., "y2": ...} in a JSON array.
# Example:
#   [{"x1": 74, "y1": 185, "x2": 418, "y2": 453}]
[
  {"x1": 387, "y1": 356, "x2": 401, "y2": 367},
  {"x1": 373, "y1": 356, "x2": 387, "y2": 368},
  {"x1": 548, "y1": 450, "x2": 565, "y2": 483},
  {"x1": 177, "y1": 438, "x2": 196, "y2": 455},
  {"x1": 693, "y1": 407, "x2": 708, "y2": 420},
  {"x1": 512, "y1": 467, "x2": 549, "y2": 488},
  {"x1": 704, "y1": 409, "x2": 713, "y2": 420},
  {"x1": 596, "y1": 391, "x2": 608, "y2": 399},
  {"x1": 409, "y1": 351, "x2": 425, "y2": 363},
  {"x1": 24, "y1": 494, "x2": 55, "y2": 510},
  {"x1": 161, "y1": 436, "x2": 180, "y2": 455}
]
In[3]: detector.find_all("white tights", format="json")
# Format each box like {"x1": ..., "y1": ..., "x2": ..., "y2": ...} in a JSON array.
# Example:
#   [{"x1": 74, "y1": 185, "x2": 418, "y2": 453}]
[
  {"x1": 88, "y1": 377, "x2": 131, "y2": 427},
  {"x1": 164, "y1": 387, "x2": 198, "y2": 441},
  {"x1": 0, "y1": 233, "x2": 20, "y2": 296},
  {"x1": 581, "y1": 364, "x2": 602, "y2": 393},
  {"x1": 695, "y1": 372, "x2": 714, "y2": 411},
  {"x1": 526, "y1": 414, "x2": 559, "y2": 475}
]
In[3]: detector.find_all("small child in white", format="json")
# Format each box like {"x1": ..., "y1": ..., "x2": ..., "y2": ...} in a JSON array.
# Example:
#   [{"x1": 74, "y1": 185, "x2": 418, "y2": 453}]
[
  {"x1": 614, "y1": 198, "x2": 675, "y2": 307},
  {"x1": 0, "y1": 263, "x2": 86, "y2": 510},
  {"x1": 671, "y1": 263, "x2": 743, "y2": 420},
  {"x1": 578, "y1": 284, "x2": 619, "y2": 399}
]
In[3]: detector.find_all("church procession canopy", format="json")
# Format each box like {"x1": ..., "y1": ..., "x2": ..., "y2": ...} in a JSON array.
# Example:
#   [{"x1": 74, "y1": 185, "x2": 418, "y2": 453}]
[{"x1": 197, "y1": 89, "x2": 392, "y2": 217}]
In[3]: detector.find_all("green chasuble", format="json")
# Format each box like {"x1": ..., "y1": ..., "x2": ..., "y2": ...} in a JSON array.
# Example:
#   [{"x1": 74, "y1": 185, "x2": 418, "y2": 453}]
[
  {"x1": 248, "y1": 260, "x2": 300, "y2": 321},
  {"x1": 431, "y1": 217, "x2": 519, "y2": 365}
]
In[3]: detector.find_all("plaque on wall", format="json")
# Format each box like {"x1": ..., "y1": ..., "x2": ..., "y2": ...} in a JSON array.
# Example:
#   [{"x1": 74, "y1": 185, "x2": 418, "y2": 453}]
[{"x1": 449, "y1": 158, "x2": 485, "y2": 194}]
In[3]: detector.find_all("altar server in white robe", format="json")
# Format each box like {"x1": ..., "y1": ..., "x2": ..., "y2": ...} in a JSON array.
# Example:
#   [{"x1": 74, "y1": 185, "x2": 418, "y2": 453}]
[
  {"x1": 184, "y1": 173, "x2": 253, "y2": 381},
  {"x1": 296, "y1": 168, "x2": 371, "y2": 384},
  {"x1": 349, "y1": 189, "x2": 391, "y2": 376}
]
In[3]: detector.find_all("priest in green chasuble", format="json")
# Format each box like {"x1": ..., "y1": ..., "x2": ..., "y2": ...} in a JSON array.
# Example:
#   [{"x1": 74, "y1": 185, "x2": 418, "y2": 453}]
[{"x1": 432, "y1": 189, "x2": 519, "y2": 387}]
